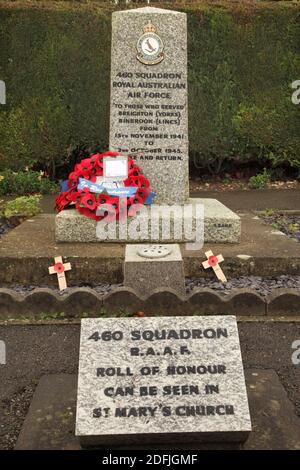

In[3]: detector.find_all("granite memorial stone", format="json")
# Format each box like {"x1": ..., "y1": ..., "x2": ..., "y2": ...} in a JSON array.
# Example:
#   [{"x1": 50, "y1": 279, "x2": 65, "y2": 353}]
[
  {"x1": 109, "y1": 7, "x2": 189, "y2": 204},
  {"x1": 55, "y1": 6, "x2": 241, "y2": 244},
  {"x1": 76, "y1": 316, "x2": 251, "y2": 446}
]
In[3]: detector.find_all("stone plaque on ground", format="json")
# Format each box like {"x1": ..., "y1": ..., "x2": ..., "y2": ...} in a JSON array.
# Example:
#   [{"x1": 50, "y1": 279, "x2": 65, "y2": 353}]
[
  {"x1": 109, "y1": 7, "x2": 189, "y2": 204},
  {"x1": 76, "y1": 316, "x2": 251, "y2": 446}
]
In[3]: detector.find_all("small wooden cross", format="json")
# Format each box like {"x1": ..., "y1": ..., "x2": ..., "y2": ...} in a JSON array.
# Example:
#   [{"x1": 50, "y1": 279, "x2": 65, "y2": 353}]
[
  {"x1": 48, "y1": 256, "x2": 71, "y2": 291},
  {"x1": 202, "y1": 250, "x2": 227, "y2": 283}
]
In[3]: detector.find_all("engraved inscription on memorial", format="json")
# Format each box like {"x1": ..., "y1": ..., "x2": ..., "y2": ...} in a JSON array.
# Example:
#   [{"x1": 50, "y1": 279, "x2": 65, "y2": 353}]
[
  {"x1": 111, "y1": 72, "x2": 187, "y2": 159},
  {"x1": 76, "y1": 316, "x2": 251, "y2": 445}
]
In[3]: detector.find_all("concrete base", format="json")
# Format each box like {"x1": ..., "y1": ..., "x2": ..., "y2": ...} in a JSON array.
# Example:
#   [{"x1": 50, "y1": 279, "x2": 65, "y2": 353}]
[
  {"x1": 15, "y1": 370, "x2": 300, "y2": 450},
  {"x1": 0, "y1": 213, "x2": 300, "y2": 287},
  {"x1": 55, "y1": 198, "x2": 241, "y2": 244},
  {"x1": 124, "y1": 244, "x2": 186, "y2": 297}
]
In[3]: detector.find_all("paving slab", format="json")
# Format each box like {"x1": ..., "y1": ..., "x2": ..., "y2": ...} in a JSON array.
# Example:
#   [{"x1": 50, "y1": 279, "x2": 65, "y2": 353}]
[
  {"x1": 0, "y1": 213, "x2": 300, "y2": 286},
  {"x1": 15, "y1": 369, "x2": 300, "y2": 450},
  {"x1": 15, "y1": 375, "x2": 79, "y2": 450}
]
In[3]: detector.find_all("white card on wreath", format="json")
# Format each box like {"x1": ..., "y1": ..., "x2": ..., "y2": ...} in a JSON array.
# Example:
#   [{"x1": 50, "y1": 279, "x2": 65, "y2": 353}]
[{"x1": 103, "y1": 156, "x2": 128, "y2": 180}]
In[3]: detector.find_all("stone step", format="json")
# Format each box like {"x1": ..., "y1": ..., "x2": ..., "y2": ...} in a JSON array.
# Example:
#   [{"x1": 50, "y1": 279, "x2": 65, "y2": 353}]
[{"x1": 0, "y1": 212, "x2": 299, "y2": 287}]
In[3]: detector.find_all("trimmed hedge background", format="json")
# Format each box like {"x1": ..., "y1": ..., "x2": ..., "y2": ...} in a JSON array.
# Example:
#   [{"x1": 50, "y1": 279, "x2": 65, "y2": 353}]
[{"x1": 0, "y1": 1, "x2": 299, "y2": 178}]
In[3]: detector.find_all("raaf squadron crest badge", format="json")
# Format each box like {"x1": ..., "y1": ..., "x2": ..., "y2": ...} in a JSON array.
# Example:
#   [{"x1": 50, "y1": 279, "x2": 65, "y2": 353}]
[{"x1": 136, "y1": 21, "x2": 164, "y2": 66}]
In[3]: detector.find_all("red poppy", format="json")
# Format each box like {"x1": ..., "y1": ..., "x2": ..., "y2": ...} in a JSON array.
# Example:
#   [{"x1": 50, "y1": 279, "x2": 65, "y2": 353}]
[
  {"x1": 96, "y1": 195, "x2": 119, "y2": 222},
  {"x1": 94, "y1": 154, "x2": 104, "y2": 172},
  {"x1": 125, "y1": 176, "x2": 140, "y2": 186},
  {"x1": 76, "y1": 163, "x2": 92, "y2": 180},
  {"x1": 54, "y1": 262, "x2": 65, "y2": 274},
  {"x1": 89, "y1": 155, "x2": 99, "y2": 175},
  {"x1": 137, "y1": 175, "x2": 150, "y2": 188},
  {"x1": 128, "y1": 166, "x2": 142, "y2": 177},
  {"x1": 81, "y1": 158, "x2": 92, "y2": 168},
  {"x1": 128, "y1": 157, "x2": 135, "y2": 171},
  {"x1": 68, "y1": 172, "x2": 79, "y2": 188},
  {"x1": 80, "y1": 193, "x2": 97, "y2": 211},
  {"x1": 135, "y1": 187, "x2": 149, "y2": 202},
  {"x1": 55, "y1": 192, "x2": 70, "y2": 212},
  {"x1": 128, "y1": 194, "x2": 144, "y2": 206},
  {"x1": 97, "y1": 193, "x2": 112, "y2": 205},
  {"x1": 68, "y1": 188, "x2": 83, "y2": 203},
  {"x1": 208, "y1": 255, "x2": 219, "y2": 267}
]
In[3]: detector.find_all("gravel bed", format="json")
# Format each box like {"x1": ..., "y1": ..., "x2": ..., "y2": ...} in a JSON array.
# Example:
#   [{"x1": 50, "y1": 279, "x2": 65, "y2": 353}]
[
  {"x1": 0, "y1": 383, "x2": 35, "y2": 450},
  {"x1": 261, "y1": 214, "x2": 300, "y2": 242},
  {"x1": 186, "y1": 275, "x2": 300, "y2": 296},
  {"x1": 3, "y1": 276, "x2": 300, "y2": 298}
]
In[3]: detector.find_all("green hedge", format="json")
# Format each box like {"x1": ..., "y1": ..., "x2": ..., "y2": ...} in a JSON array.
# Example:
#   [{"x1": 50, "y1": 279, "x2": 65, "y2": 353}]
[{"x1": 0, "y1": 2, "x2": 299, "y2": 177}]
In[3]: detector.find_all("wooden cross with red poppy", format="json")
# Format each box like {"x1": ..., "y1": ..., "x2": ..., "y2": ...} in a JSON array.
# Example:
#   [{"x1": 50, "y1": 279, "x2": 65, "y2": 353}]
[
  {"x1": 202, "y1": 250, "x2": 227, "y2": 283},
  {"x1": 48, "y1": 256, "x2": 71, "y2": 291}
]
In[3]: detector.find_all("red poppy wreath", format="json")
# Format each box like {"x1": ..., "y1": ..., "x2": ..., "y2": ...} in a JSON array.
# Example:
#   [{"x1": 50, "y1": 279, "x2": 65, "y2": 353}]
[{"x1": 55, "y1": 151, "x2": 153, "y2": 222}]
